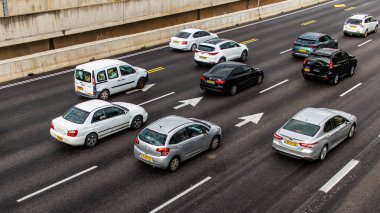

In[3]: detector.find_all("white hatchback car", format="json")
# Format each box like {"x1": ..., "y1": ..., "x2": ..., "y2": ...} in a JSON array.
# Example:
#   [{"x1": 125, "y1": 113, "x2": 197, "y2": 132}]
[
  {"x1": 75, "y1": 59, "x2": 148, "y2": 101},
  {"x1": 50, "y1": 100, "x2": 148, "y2": 147},
  {"x1": 169, "y1": 29, "x2": 218, "y2": 52},
  {"x1": 343, "y1": 14, "x2": 378, "y2": 37},
  {"x1": 194, "y1": 39, "x2": 249, "y2": 65}
]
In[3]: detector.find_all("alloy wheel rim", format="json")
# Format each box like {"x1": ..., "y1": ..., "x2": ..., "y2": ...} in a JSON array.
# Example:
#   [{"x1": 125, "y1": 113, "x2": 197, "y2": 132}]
[
  {"x1": 242, "y1": 52, "x2": 247, "y2": 60},
  {"x1": 334, "y1": 75, "x2": 339, "y2": 84},
  {"x1": 350, "y1": 67, "x2": 354, "y2": 75},
  {"x1": 171, "y1": 159, "x2": 179, "y2": 170},
  {"x1": 101, "y1": 92, "x2": 108, "y2": 100},
  {"x1": 231, "y1": 86, "x2": 237, "y2": 94},
  {"x1": 349, "y1": 126, "x2": 355, "y2": 137},
  {"x1": 321, "y1": 147, "x2": 327, "y2": 160},
  {"x1": 191, "y1": 44, "x2": 196, "y2": 51},
  {"x1": 133, "y1": 118, "x2": 142, "y2": 128},
  {"x1": 258, "y1": 76, "x2": 263, "y2": 84},
  {"x1": 211, "y1": 137, "x2": 219, "y2": 149},
  {"x1": 88, "y1": 135, "x2": 96, "y2": 146}
]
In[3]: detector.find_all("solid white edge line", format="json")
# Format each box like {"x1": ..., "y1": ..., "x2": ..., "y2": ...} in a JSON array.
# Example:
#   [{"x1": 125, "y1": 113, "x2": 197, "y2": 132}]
[
  {"x1": 280, "y1": 48, "x2": 292, "y2": 54},
  {"x1": 340, "y1": 83, "x2": 362, "y2": 97},
  {"x1": 17, "y1": 166, "x2": 98, "y2": 202},
  {"x1": 149, "y1": 176, "x2": 212, "y2": 213},
  {"x1": 319, "y1": 160, "x2": 359, "y2": 193},
  {"x1": 138, "y1": 92, "x2": 175, "y2": 106},
  {"x1": 259, "y1": 79, "x2": 289, "y2": 94},
  {"x1": 358, "y1": 39, "x2": 372, "y2": 47}
]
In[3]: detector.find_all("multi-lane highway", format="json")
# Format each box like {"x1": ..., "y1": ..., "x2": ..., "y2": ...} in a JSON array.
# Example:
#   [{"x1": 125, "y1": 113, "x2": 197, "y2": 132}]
[{"x1": 1, "y1": 0, "x2": 379, "y2": 212}]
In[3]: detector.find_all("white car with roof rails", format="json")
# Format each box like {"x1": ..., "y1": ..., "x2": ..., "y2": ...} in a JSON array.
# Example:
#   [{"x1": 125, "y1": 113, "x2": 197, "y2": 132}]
[
  {"x1": 169, "y1": 29, "x2": 218, "y2": 52},
  {"x1": 50, "y1": 100, "x2": 148, "y2": 147},
  {"x1": 343, "y1": 13, "x2": 378, "y2": 37},
  {"x1": 74, "y1": 59, "x2": 148, "y2": 100},
  {"x1": 194, "y1": 38, "x2": 249, "y2": 65}
]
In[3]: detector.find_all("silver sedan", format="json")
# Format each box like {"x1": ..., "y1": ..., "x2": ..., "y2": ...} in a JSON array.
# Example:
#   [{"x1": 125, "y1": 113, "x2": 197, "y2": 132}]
[{"x1": 272, "y1": 108, "x2": 357, "y2": 161}]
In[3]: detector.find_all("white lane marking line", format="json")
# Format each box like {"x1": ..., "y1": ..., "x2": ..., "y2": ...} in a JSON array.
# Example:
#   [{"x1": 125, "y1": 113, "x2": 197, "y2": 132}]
[
  {"x1": 280, "y1": 49, "x2": 292, "y2": 54},
  {"x1": 138, "y1": 92, "x2": 175, "y2": 106},
  {"x1": 358, "y1": 39, "x2": 372, "y2": 47},
  {"x1": 0, "y1": 69, "x2": 73, "y2": 90},
  {"x1": 259, "y1": 79, "x2": 289, "y2": 94},
  {"x1": 340, "y1": 83, "x2": 362, "y2": 97},
  {"x1": 149, "y1": 176, "x2": 212, "y2": 213},
  {"x1": 218, "y1": 0, "x2": 339, "y2": 34},
  {"x1": 17, "y1": 166, "x2": 97, "y2": 202},
  {"x1": 320, "y1": 159, "x2": 359, "y2": 193}
]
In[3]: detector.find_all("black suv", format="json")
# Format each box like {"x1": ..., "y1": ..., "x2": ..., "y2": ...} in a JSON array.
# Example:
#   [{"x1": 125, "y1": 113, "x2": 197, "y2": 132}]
[
  {"x1": 302, "y1": 48, "x2": 357, "y2": 85},
  {"x1": 200, "y1": 62, "x2": 264, "y2": 95}
]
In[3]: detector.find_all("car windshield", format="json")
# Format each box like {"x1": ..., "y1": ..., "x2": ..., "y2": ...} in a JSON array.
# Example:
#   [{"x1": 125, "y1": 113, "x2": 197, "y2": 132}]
[
  {"x1": 139, "y1": 128, "x2": 167, "y2": 146},
  {"x1": 296, "y1": 38, "x2": 317, "y2": 45},
  {"x1": 208, "y1": 66, "x2": 233, "y2": 78},
  {"x1": 198, "y1": 45, "x2": 215, "y2": 52},
  {"x1": 62, "y1": 107, "x2": 90, "y2": 124},
  {"x1": 283, "y1": 119, "x2": 320, "y2": 137},
  {"x1": 175, "y1": 32, "x2": 191, "y2": 39},
  {"x1": 75, "y1": 69, "x2": 92, "y2": 83},
  {"x1": 346, "y1": 18, "x2": 362, "y2": 25}
]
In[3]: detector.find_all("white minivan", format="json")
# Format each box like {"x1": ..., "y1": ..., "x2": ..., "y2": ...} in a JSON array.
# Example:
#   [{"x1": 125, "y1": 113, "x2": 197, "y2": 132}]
[{"x1": 75, "y1": 59, "x2": 149, "y2": 100}]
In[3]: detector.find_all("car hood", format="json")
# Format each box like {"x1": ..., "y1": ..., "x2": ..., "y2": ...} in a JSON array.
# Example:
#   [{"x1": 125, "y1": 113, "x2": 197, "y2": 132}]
[
  {"x1": 112, "y1": 102, "x2": 145, "y2": 113},
  {"x1": 134, "y1": 67, "x2": 147, "y2": 74},
  {"x1": 277, "y1": 129, "x2": 314, "y2": 142}
]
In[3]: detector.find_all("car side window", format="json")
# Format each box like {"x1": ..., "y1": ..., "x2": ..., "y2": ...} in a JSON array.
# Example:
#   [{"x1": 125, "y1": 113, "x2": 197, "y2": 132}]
[
  {"x1": 324, "y1": 119, "x2": 335, "y2": 132},
  {"x1": 319, "y1": 36, "x2": 327, "y2": 42},
  {"x1": 242, "y1": 65, "x2": 252, "y2": 73},
  {"x1": 201, "y1": 31, "x2": 210, "y2": 36},
  {"x1": 107, "y1": 67, "x2": 119, "y2": 79},
  {"x1": 333, "y1": 116, "x2": 346, "y2": 126},
  {"x1": 97, "y1": 70, "x2": 108, "y2": 82},
  {"x1": 186, "y1": 124, "x2": 208, "y2": 138},
  {"x1": 341, "y1": 52, "x2": 349, "y2": 60},
  {"x1": 169, "y1": 128, "x2": 188, "y2": 144},
  {"x1": 232, "y1": 67, "x2": 244, "y2": 76},
  {"x1": 365, "y1": 18, "x2": 370, "y2": 23},
  {"x1": 193, "y1": 32, "x2": 201, "y2": 38},
  {"x1": 92, "y1": 109, "x2": 107, "y2": 123},
  {"x1": 230, "y1": 42, "x2": 240, "y2": 48},
  {"x1": 105, "y1": 107, "x2": 124, "y2": 118},
  {"x1": 120, "y1": 65, "x2": 135, "y2": 76},
  {"x1": 333, "y1": 53, "x2": 343, "y2": 63},
  {"x1": 220, "y1": 42, "x2": 230, "y2": 50}
]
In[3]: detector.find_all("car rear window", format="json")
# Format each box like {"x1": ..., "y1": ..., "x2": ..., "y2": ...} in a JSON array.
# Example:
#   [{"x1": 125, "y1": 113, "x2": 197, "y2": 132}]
[
  {"x1": 198, "y1": 45, "x2": 215, "y2": 52},
  {"x1": 308, "y1": 53, "x2": 331, "y2": 64},
  {"x1": 346, "y1": 18, "x2": 362, "y2": 25},
  {"x1": 139, "y1": 128, "x2": 167, "y2": 146},
  {"x1": 75, "y1": 69, "x2": 92, "y2": 83},
  {"x1": 63, "y1": 107, "x2": 90, "y2": 124},
  {"x1": 283, "y1": 119, "x2": 320, "y2": 137},
  {"x1": 175, "y1": 32, "x2": 191, "y2": 39},
  {"x1": 208, "y1": 66, "x2": 233, "y2": 77},
  {"x1": 296, "y1": 38, "x2": 317, "y2": 45}
]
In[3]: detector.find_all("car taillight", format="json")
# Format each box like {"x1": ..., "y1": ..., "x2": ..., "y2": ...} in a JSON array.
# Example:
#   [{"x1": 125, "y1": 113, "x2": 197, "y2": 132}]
[
  {"x1": 182, "y1": 41, "x2": 188, "y2": 45},
  {"x1": 274, "y1": 133, "x2": 283, "y2": 140},
  {"x1": 311, "y1": 45, "x2": 317, "y2": 49},
  {"x1": 299, "y1": 142, "x2": 319, "y2": 148},
  {"x1": 92, "y1": 77, "x2": 96, "y2": 86},
  {"x1": 216, "y1": 79, "x2": 225, "y2": 85},
  {"x1": 135, "y1": 137, "x2": 139, "y2": 145},
  {"x1": 50, "y1": 122, "x2": 54, "y2": 130},
  {"x1": 303, "y1": 58, "x2": 308, "y2": 64},
  {"x1": 195, "y1": 49, "x2": 201, "y2": 53},
  {"x1": 156, "y1": 147, "x2": 170, "y2": 156},
  {"x1": 67, "y1": 130, "x2": 78, "y2": 137},
  {"x1": 200, "y1": 75, "x2": 206, "y2": 81},
  {"x1": 208, "y1": 52, "x2": 219, "y2": 55},
  {"x1": 329, "y1": 62, "x2": 334, "y2": 69}
]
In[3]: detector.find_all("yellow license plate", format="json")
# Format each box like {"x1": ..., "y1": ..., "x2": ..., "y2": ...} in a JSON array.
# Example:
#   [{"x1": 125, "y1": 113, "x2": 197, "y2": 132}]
[
  {"x1": 173, "y1": 41, "x2": 179, "y2": 43},
  {"x1": 140, "y1": 154, "x2": 153, "y2": 162},
  {"x1": 304, "y1": 68, "x2": 310, "y2": 72},
  {"x1": 285, "y1": 140, "x2": 298, "y2": 147},
  {"x1": 351, "y1": 26, "x2": 356, "y2": 28},
  {"x1": 207, "y1": 80, "x2": 215, "y2": 84},
  {"x1": 200, "y1": 56, "x2": 207, "y2": 59},
  {"x1": 57, "y1": 136, "x2": 63, "y2": 142},
  {"x1": 76, "y1": 86, "x2": 83, "y2": 91},
  {"x1": 299, "y1": 49, "x2": 307, "y2": 53}
]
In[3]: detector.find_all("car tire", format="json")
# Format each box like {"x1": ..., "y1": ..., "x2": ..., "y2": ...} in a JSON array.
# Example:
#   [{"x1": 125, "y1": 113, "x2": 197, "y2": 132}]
[
  {"x1": 374, "y1": 25, "x2": 378, "y2": 33},
  {"x1": 349, "y1": 65, "x2": 355, "y2": 77},
  {"x1": 209, "y1": 135, "x2": 221, "y2": 150},
  {"x1": 318, "y1": 145, "x2": 328, "y2": 161},
  {"x1": 347, "y1": 124, "x2": 356, "y2": 139},
  {"x1": 190, "y1": 44, "x2": 197, "y2": 52},
  {"x1": 343, "y1": 32, "x2": 348, "y2": 36},
  {"x1": 168, "y1": 156, "x2": 180, "y2": 172},
  {"x1": 256, "y1": 75, "x2": 264, "y2": 85},
  {"x1": 85, "y1": 133, "x2": 98, "y2": 148},
  {"x1": 218, "y1": 57, "x2": 226, "y2": 64},
  {"x1": 99, "y1": 89, "x2": 110, "y2": 101},
  {"x1": 136, "y1": 78, "x2": 145, "y2": 89},
  {"x1": 363, "y1": 30, "x2": 368, "y2": 38},
  {"x1": 229, "y1": 84, "x2": 238, "y2": 96},
  {"x1": 131, "y1": 115, "x2": 143, "y2": 130},
  {"x1": 240, "y1": 51, "x2": 248, "y2": 62},
  {"x1": 200, "y1": 88, "x2": 207, "y2": 95},
  {"x1": 330, "y1": 75, "x2": 339, "y2": 85},
  {"x1": 333, "y1": 43, "x2": 338, "y2": 49}
]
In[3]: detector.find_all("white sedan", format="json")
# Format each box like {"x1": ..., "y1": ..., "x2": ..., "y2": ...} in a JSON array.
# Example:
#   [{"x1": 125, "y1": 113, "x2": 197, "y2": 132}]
[
  {"x1": 169, "y1": 29, "x2": 218, "y2": 52},
  {"x1": 50, "y1": 100, "x2": 148, "y2": 147}
]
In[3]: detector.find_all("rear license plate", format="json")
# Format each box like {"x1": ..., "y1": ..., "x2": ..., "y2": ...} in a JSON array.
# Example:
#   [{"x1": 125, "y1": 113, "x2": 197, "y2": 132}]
[
  {"x1": 304, "y1": 67, "x2": 310, "y2": 72},
  {"x1": 299, "y1": 49, "x2": 307, "y2": 53},
  {"x1": 173, "y1": 41, "x2": 179, "y2": 44},
  {"x1": 351, "y1": 26, "x2": 356, "y2": 28},
  {"x1": 285, "y1": 140, "x2": 298, "y2": 147},
  {"x1": 140, "y1": 154, "x2": 153, "y2": 162},
  {"x1": 76, "y1": 86, "x2": 83, "y2": 91},
  {"x1": 200, "y1": 56, "x2": 207, "y2": 59},
  {"x1": 207, "y1": 80, "x2": 215, "y2": 85},
  {"x1": 57, "y1": 136, "x2": 63, "y2": 142}
]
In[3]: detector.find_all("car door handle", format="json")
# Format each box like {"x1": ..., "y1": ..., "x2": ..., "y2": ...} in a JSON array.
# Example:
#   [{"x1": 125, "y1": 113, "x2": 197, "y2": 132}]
[{"x1": 177, "y1": 144, "x2": 182, "y2": 148}]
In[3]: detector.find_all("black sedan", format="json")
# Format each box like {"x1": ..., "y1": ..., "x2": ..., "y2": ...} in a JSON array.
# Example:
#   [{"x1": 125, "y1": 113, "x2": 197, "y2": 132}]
[
  {"x1": 302, "y1": 48, "x2": 357, "y2": 85},
  {"x1": 200, "y1": 62, "x2": 264, "y2": 95}
]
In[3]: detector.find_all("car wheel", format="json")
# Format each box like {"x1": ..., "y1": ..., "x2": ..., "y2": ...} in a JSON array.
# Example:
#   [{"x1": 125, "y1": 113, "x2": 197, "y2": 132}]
[
  {"x1": 347, "y1": 124, "x2": 356, "y2": 139},
  {"x1": 209, "y1": 136, "x2": 221, "y2": 150},
  {"x1": 256, "y1": 75, "x2": 263, "y2": 85},
  {"x1": 136, "y1": 78, "x2": 145, "y2": 89},
  {"x1": 168, "y1": 156, "x2": 180, "y2": 172},
  {"x1": 330, "y1": 75, "x2": 339, "y2": 85},
  {"x1": 349, "y1": 65, "x2": 355, "y2": 77},
  {"x1": 318, "y1": 145, "x2": 328, "y2": 161},
  {"x1": 190, "y1": 44, "x2": 197, "y2": 52},
  {"x1": 333, "y1": 43, "x2": 338, "y2": 49},
  {"x1": 343, "y1": 32, "x2": 348, "y2": 36},
  {"x1": 374, "y1": 25, "x2": 378, "y2": 33},
  {"x1": 200, "y1": 87, "x2": 207, "y2": 94},
  {"x1": 218, "y1": 57, "x2": 226, "y2": 63},
  {"x1": 229, "y1": 84, "x2": 238, "y2": 96},
  {"x1": 85, "y1": 133, "x2": 98, "y2": 148},
  {"x1": 240, "y1": 51, "x2": 248, "y2": 62},
  {"x1": 99, "y1": 89, "x2": 110, "y2": 101},
  {"x1": 131, "y1": 115, "x2": 143, "y2": 130},
  {"x1": 363, "y1": 30, "x2": 368, "y2": 38}
]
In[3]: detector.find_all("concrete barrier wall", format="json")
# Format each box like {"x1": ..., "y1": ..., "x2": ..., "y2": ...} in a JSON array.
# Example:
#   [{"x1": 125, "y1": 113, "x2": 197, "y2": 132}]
[
  {"x1": 0, "y1": 0, "x2": 327, "y2": 83},
  {"x1": 0, "y1": 0, "x2": 240, "y2": 47}
]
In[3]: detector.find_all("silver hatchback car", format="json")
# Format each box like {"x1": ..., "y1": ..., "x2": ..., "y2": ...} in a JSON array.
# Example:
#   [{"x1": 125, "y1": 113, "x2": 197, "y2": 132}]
[
  {"x1": 134, "y1": 115, "x2": 222, "y2": 172},
  {"x1": 272, "y1": 108, "x2": 357, "y2": 161}
]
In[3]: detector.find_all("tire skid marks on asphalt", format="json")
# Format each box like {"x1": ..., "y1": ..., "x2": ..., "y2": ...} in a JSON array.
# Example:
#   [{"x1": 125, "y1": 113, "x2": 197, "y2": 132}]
[{"x1": 340, "y1": 83, "x2": 362, "y2": 97}]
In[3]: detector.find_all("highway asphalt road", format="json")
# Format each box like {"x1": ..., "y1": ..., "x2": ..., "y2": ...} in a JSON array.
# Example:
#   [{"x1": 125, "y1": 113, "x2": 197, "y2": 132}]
[{"x1": 1, "y1": 0, "x2": 379, "y2": 212}]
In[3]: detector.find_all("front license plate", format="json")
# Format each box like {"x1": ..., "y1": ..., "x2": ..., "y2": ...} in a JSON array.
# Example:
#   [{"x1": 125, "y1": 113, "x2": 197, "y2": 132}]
[
  {"x1": 140, "y1": 154, "x2": 153, "y2": 162},
  {"x1": 304, "y1": 67, "x2": 310, "y2": 72},
  {"x1": 57, "y1": 136, "x2": 63, "y2": 142},
  {"x1": 76, "y1": 86, "x2": 83, "y2": 91},
  {"x1": 207, "y1": 80, "x2": 215, "y2": 85},
  {"x1": 299, "y1": 49, "x2": 307, "y2": 53},
  {"x1": 285, "y1": 140, "x2": 298, "y2": 147},
  {"x1": 200, "y1": 56, "x2": 207, "y2": 59}
]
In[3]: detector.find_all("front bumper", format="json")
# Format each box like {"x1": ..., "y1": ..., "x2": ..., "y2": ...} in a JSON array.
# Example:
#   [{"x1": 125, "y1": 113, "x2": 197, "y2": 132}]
[{"x1": 50, "y1": 128, "x2": 85, "y2": 146}]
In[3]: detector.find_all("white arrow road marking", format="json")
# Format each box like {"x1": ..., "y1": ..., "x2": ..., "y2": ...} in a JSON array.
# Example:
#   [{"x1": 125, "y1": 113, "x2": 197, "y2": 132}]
[
  {"x1": 235, "y1": 113, "x2": 264, "y2": 127},
  {"x1": 174, "y1": 97, "x2": 203, "y2": 109},
  {"x1": 126, "y1": 83, "x2": 155, "y2": 94}
]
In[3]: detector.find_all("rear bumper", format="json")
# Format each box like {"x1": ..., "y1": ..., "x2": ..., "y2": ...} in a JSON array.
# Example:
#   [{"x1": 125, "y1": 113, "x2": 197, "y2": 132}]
[
  {"x1": 200, "y1": 82, "x2": 226, "y2": 93},
  {"x1": 343, "y1": 28, "x2": 365, "y2": 36},
  {"x1": 75, "y1": 91, "x2": 99, "y2": 99},
  {"x1": 50, "y1": 128, "x2": 85, "y2": 146},
  {"x1": 272, "y1": 139, "x2": 319, "y2": 160},
  {"x1": 133, "y1": 146, "x2": 170, "y2": 169},
  {"x1": 169, "y1": 42, "x2": 189, "y2": 51},
  {"x1": 303, "y1": 71, "x2": 331, "y2": 81}
]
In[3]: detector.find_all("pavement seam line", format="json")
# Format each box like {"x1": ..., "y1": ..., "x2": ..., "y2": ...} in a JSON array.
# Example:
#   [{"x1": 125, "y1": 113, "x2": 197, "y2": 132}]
[{"x1": 340, "y1": 83, "x2": 362, "y2": 97}]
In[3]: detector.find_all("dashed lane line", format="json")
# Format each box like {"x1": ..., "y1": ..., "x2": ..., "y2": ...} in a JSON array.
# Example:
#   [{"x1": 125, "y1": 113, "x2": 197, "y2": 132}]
[
  {"x1": 240, "y1": 38, "x2": 259, "y2": 45},
  {"x1": 340, "y1": 83, "x2": 362, "y2": 97},
  {"x1": 319, "y1": 160, "x2": 359, "y2": 193},
  {"x1": 358, "y1": 39, "x2": 372, "y2": 47},
  {"x1": 301, "y1": 20, "x2": 318, "y2": 26},
  {"x1": 259, "y1": 79, "x2": 289, "y2": 94},
  {"x1": 280, "y1": 48, "x2": 292, "y2": 54}
]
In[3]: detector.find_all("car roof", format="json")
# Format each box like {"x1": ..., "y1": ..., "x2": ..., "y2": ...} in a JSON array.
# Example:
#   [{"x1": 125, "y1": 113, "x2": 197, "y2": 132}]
[
  {"x1": 201, "y1": 38, "x2": 230, "y2": 46},
  {"x1": 181, "y1": 28, "x2": 202, "y2": 33},
  {"x1": 349, "y1": 14, "x2": 370, "y2": 20},
  {"x1": 147, "y1": 115, "x2": 193, "y2": 134},
  {"x1": 76, "y1": 59, "x2": 126, "y2": 71},
  {"x1": 299, "y1": 32, "x2": 325, "y2": 40},
  {"x1": 293, "y1": 108, "x2": 336, "y2": 125},
  {"x1": 75, "y1": 100, "x2": 112, "y2": 112},
  {"x1": 314, "y1": 48, "x2": 340, "y2": 56}
]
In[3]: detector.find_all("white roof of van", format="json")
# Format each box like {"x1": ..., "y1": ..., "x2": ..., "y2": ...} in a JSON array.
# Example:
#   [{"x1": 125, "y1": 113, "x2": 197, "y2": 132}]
[{"x1": 76, "y1": 59, "x2": 127, "y2": 71}]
